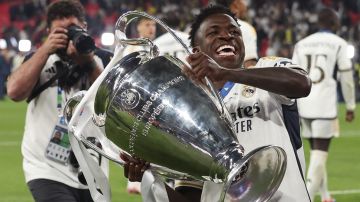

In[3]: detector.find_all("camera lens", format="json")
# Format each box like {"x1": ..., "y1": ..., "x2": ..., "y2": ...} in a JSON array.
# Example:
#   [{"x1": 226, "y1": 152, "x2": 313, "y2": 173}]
[
  {"x1": 67, "y1": 25, "x2": 96, "y2": 54},
  {"x1": 73, "y1": 34, "x2": 95, "y2": 54}
]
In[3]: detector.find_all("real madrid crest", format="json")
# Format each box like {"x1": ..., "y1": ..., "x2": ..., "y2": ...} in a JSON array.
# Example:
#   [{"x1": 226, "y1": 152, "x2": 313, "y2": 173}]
[
  {"x1": 120, "y1": 88, "x2": 141, "y2": 109},
  {"x1": 242, "y1": 85, "x2": 256, "y2": 98}
]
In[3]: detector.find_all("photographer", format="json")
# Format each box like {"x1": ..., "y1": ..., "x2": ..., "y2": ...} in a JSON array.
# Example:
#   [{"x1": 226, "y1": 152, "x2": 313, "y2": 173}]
[{"x1": 7, "y1": 1, "x2": 112, "y2": 201}]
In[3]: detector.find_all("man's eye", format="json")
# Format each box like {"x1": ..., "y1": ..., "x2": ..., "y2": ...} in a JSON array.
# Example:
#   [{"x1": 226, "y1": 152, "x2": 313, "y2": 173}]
[{"x1": 207, "y1": 31, "x2": 217, "y2": 36}]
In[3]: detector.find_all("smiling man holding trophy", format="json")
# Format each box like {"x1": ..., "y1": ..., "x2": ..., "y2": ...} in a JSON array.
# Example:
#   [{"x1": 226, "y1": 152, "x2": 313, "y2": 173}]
[{"x1": 64, "y1": 5, "x2": 310, "y2": 202}]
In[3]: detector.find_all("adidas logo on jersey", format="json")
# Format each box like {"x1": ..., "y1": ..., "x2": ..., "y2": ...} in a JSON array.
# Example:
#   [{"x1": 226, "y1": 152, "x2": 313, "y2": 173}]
[{"x1": 45, "y1": 66, "x2": 57, "y2": 74}]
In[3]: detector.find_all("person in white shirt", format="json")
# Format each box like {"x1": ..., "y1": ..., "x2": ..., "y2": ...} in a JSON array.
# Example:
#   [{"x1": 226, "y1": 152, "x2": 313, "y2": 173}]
[
  {"x1": 6, "y1": 1, "x2": 112, "y2": 201},
  {"x1": 216, "y1": 0, "x2": 258, "y2": 68},
  {"x1": 292, "y1": 8, "x2": 356, "y2": 202},
  {"x1": 122, "y1": 5, "x2": 312, "y2": 202},
  {"x1": 153, "y1": 10, "x2": 191, "y2": 63},
  {"x1": 122, "y1": 17, "x2": 157, "y2": 58}
]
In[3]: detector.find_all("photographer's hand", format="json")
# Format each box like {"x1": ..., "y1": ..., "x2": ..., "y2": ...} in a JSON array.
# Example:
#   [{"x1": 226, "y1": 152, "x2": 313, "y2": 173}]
[
  {"x1": 42, "y1": 27, "x2": 69, "y2": 55},
  {"x1": 7, "y1": 27, "x2": 69, "y2": 101}
]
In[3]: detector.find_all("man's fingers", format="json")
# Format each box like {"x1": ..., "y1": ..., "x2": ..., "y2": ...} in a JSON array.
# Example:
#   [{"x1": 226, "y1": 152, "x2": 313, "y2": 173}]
[
  {"x1": 134, "y1": 164, "x2": 142, "y2": 178},
  {"x1": 128, "y1": 162, "x2": 135, "y2": 181},
  {"x1": 187, "y1": 51, "x2": 204, "y2": 61},
  {"x1": 52, "y1": 38, "x2": 68, "y2": 46},
  {"x1": 193, "y1": 59, "x2": 210, "y2": 76},
  {"x1": 187, "y1": 53, "x2": 206, "y2": 68},
  {"x1": 123, "y1": 163, "x2": 129, "y2": 179},
  {"x1": 120, "y1": 153, "x2": 130, "y2": 162},
  {"x1": 129, "y1": 163, "x2": 143, "y2": 182},
  {"x1": 51, "y1": 33, "x2": 68, "y2": 40},
  {"x1": 195, "y1": 67, "x2": 208, "y2": 80},
  {"x1": 182, "y1": 67, "x2": 195, "y2": 79},
  {"x1": 51, "y1": 27, "x2": 68, "y2": 34},
  {"x1": 141, "y1": 162, "x2": 150, "y2": 172}
]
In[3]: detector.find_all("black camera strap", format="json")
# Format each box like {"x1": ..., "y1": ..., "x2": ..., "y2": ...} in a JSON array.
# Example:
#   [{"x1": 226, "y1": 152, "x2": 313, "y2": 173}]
[{"x1": 26, "y1": 61, "x2": 70, "y2": 103}]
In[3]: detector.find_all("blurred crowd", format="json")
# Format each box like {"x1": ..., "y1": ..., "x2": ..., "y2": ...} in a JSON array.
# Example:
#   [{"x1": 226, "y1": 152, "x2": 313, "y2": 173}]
[{"x1": 0, "y1": 0, "x2": 360, "y2": 99}]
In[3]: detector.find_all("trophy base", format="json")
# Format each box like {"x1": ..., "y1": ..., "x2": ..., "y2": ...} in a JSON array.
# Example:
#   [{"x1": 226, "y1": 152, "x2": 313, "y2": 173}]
[{"x1": 221, "y1": 145, "x2": 287, "y2": 202}]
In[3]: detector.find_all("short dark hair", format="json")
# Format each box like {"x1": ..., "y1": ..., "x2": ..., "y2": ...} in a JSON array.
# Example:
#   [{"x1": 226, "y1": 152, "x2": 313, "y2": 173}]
[
  {"x1": 188, "y1": 5, "x2": 238, "y2": 47},
  {"x1": 317, "y1": 8, "x2": 339, "y2": 31},
  {"x1": 46, "y1": 0, "x2": 86, "y2": 28},
  {"x1": 215, "y1": 0, "x2": 234, "y2": 7},
  {"x1": 162, "y1": 11, "x2": 181, "y2": 29}
]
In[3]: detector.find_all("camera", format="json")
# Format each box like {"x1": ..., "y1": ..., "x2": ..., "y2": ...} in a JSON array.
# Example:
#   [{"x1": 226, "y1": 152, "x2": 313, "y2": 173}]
[
  {"x1": 67, "y1": 24, "x2": 96, "y2": 54},
  {"x1": 54, "y1": 60, "x2": 85, "y2": 89},
  {"x1": 55, "y1": 24, "x2": 95, "y2": 60},
  {"x1": 53, "y1": 25, "x2": 97, "y2": 89},
  {"x1": 69, "y1": 136, "x2": 103, "y2": 185}
]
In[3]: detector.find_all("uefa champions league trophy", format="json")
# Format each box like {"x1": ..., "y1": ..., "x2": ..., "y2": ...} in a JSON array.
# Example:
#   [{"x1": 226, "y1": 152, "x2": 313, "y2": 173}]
[{"x1": 65, "y1": 11, "x2": 287, "y2": 202}]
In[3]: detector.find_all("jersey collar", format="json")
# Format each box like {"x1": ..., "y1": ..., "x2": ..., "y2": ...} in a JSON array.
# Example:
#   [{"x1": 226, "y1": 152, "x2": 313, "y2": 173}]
[{"x1": 219, "y1": 81, "x2": 235, "y2": 98}]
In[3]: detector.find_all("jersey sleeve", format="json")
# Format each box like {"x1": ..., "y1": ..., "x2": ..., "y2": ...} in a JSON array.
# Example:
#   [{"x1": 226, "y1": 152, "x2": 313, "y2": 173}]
[
  {"x1": 336, "y1": 41, "x2": 355, "y2": 110},
  {"x1": 337, "y1": 41, "x2": 352, "y2": 71},
  {"x1": 339, "y1": 70, "x2": 356, "y2": 111},
  {"x1": 256, "y1": 57, "x2": 299, "y2": 105}
]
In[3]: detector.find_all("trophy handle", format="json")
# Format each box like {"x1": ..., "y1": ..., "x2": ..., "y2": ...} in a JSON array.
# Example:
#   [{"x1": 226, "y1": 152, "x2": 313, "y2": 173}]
[
  {"x1": 115, "y1": 10, "x2": 228, "y2": 116},
  {"x1": 64, "y1": 91, "x2": 126, "y2": 166}
]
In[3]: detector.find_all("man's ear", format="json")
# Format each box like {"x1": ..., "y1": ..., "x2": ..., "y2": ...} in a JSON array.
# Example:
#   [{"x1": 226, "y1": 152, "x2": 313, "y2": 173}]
[{"x1": 192, "y1": 46, "x2": 200, "y2": 53}]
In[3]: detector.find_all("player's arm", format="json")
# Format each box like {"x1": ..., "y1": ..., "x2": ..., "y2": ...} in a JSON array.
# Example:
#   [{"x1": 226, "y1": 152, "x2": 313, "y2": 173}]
[
  {"x1": 7, "y1": 27, "x2": 68, "y2": 101},
  {"x1": 337, "y1": 42, "x2": 356, "y2": 122},
  {"x1": 185, "y1": 52, "x2": 311, "y2": 99},
  {"x1": 339, "y1": 70, "x2": 355, "y2": 121}
]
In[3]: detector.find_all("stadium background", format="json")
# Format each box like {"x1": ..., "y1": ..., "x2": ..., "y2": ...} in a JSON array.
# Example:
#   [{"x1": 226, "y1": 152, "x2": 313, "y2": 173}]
[{"x1": 0, "y1": 0, "x2": 359, "y2": 201}]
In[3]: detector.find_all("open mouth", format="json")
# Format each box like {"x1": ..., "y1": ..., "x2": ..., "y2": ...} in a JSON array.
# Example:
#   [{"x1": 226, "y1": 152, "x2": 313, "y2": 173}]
[{"x1": 216, "y1": 45, "x2": 236, "y2": 56}]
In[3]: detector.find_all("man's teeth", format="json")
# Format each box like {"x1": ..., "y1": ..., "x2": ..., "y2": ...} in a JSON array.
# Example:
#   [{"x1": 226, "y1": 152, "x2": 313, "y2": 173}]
[
  {"x1": 217, "y1": 45, "x2": 235, "y2": 52},
  {"x1": 216, "y1": 45, "x2": 235, "y2": 56},
  {"x1": 218, "y1": 51, "x2": 235, "y2": 56}
]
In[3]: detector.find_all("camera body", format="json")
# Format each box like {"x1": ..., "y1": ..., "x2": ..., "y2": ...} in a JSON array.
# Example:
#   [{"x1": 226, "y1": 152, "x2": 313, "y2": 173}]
[
  {"x1": 54, "y1": 25, "x2": 97, "y2": 89},
  {"x1": 56, "y1": 24, "x2": 95, "y2": 58},
  {"x1": 54, "y1": 60, "x2": 85, "y2": 89},
  {"x1": 67, "y1": 25, "x2": 96, "y2": 54}
]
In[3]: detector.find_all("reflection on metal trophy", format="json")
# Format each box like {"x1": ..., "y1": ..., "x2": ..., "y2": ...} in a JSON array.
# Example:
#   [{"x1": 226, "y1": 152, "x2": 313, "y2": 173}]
[{"x1": 65, "y1": 11, "x2": 287, "y2": 202}]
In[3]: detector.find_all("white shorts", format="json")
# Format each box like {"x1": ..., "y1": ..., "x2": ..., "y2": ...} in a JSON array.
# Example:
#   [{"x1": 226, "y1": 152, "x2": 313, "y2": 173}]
[{"x1": 301, "y1": 118, "x2": 339, "y2": 139}]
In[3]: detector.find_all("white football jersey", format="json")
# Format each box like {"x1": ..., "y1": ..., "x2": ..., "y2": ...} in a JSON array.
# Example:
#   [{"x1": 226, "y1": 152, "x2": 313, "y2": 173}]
[
  {"x1": 238, "y1": 19, "x2": 258, "y2": 61},
  {"x1": 154, "y1": 30, "x2": 191, "y2": 63},
  {"x1": 221, "y1": 57, "x2": 309, "y2": 201},
  {"x1": 292, "y1": 31, "x2": 353, "y2": 118}
]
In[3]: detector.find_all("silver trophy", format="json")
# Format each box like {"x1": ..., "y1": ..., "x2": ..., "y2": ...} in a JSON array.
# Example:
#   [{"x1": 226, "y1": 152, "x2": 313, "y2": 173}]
[{"x1": 65, "y1": 11, "x2": 287, "y2": 202}]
